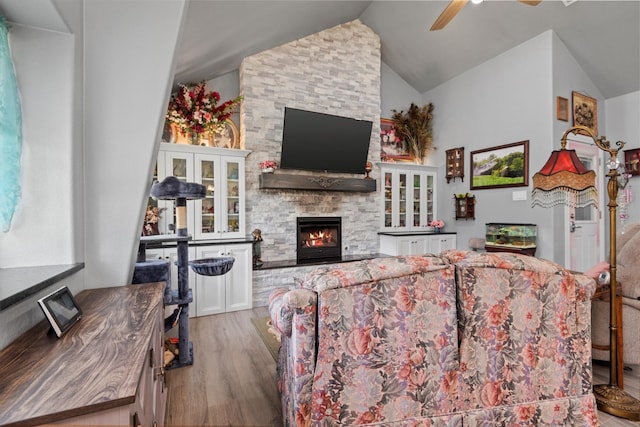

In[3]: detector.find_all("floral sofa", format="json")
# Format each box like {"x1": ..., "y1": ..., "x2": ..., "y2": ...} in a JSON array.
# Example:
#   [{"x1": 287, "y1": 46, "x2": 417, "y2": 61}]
[{"x1": 269, "y1": 250, "x2": 599, "y2": 426}]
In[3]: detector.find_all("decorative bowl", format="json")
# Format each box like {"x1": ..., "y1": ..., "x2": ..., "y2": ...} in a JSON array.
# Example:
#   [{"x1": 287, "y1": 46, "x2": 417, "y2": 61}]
[{"x1": 189, "y1": 257, "x2": 235, "y2": 276}]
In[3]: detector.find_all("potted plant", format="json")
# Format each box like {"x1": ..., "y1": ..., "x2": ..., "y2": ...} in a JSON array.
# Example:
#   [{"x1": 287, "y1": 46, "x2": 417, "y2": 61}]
[{"x1": 391, "y1": 102, "x2": 434, "y2": 164}]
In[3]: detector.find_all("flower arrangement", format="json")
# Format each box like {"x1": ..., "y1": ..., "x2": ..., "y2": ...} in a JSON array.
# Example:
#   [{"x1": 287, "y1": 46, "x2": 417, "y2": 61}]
[
  {"x1": 259, "y1": 160, "x2": 278, "y2": 171},
  {"x1": 143, "y1": 206, "x2": 166, "y2": 236},
  {"x1": 430, "y1": 219, "x2": 445, "y2": 229},
  {"x1": 166, "y1": 81, "x2": 242, "y2": 136}
]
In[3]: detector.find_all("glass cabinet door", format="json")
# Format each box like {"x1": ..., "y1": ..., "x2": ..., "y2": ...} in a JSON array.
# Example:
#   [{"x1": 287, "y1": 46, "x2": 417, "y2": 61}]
[
  {"x1": 380, "y1": 165, "x2": 437, "y2": 231},
  {"x1": 164, "y1": 152, "x2": 194, "y2": 234},
  {"x1": 398, "y1": 172, "x2": 407, "y2": 228},
  {"x1": 412, "y1": 173, "x2": 421, "y2": 227},
  {"x1": 384, "y1": 171, "x2": 393, "y2": 228},
  {"x1": 425, "y1": 173, "x2": 434, "y2": 225},
  {"x1": 221, "y1": 157, "x2": 245, "y2": 239},
  {"x1": 153, "y1": 144, "x2": 248, "y2": 241},
  {"x1": 199, "y1": 158, "x2": 216, "y2": 236},
  {"x1": 225, "y1": 160, "x2": 241, "y2": 234}
]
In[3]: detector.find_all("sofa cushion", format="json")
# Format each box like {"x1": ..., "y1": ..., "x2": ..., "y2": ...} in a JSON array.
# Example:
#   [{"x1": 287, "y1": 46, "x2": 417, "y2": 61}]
[
  {"x1": 310, "y1": 257, "x2": 459, "y2": 425},
  {"x1": 447, "y1": 250, "x2": 596, "y2": 412},
  {"x1": 616, "y1": 222, "x2": 640, "y2": 299},
  {"x1": 300, "y1": 255, "x2": 451, "y2": 293}
]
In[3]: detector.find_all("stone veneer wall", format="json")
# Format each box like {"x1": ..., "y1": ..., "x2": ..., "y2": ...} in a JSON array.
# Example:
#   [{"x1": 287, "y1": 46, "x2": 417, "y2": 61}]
[{"x1": 239, "y1": 20, "x2": 381, "y2": 306}]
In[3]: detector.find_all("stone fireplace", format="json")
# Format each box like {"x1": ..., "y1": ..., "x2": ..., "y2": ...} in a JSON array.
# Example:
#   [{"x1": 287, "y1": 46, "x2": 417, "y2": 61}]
[
  {"x1": 240, "y1": 20, "x2": 382, "y2": 306},
  {"x1": 296, "y1": 217, "x2": 342, "y2": 262}
]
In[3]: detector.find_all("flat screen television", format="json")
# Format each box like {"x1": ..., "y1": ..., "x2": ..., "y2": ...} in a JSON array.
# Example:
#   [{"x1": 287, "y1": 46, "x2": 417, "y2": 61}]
[{"x1": 280, "y1": 107, "x2": 373, "y2": 174}]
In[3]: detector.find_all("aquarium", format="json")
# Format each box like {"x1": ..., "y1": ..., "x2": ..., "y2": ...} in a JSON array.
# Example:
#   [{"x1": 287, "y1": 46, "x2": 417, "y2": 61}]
[{"x1": 485, "y1": 223, "x2": 537, "y2": 250}]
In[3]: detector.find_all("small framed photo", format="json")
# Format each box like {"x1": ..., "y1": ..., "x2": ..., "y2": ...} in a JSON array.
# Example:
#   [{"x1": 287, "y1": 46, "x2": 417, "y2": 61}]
[
  {"x1": 624, "y1": 148, "x2": 640, "y2": 176},
  {"x1": 556, "y1": 96, "x2": 568, "y2": 121},
  {"x1": 470, "y1": 140, "x2": 529, "y2": 190},
  {"x1": 572, "y1": 91, "x2": 598, "y2": 135},
  {"x1": 37, "y1": 286, "x2": 83, "y2": 338},
  {"x1": 380, "y1": 118, "x2": 413, "y2": 162}
]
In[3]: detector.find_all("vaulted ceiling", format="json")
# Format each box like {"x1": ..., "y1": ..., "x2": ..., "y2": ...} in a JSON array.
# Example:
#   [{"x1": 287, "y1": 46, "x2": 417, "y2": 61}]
[
  {"x1": 1, "y1": 0, "x2": 638, "y2": 99},
  {"x1": 174, "y1": 1, "x2": 639, "y2": 99}
]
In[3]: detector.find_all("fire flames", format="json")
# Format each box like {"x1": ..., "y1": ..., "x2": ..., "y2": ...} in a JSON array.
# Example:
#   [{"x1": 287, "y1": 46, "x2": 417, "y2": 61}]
[{"x1": 303, "y1": 229, "x2": 335, "y2": 247}]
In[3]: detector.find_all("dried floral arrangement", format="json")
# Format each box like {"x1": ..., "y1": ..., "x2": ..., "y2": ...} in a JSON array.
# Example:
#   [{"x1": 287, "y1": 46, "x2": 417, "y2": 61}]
[{"x1": 391, "y1": 102, "x2": 434, "y2": 164}]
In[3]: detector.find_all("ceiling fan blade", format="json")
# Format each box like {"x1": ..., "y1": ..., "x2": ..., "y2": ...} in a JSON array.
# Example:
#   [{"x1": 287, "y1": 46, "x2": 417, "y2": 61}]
[
  {"x1": 430, "y1": 0, "x2": 469, "y2": 31},
  {"x1": 518, "y1": 0, "x2": 542, "y2": 5}
]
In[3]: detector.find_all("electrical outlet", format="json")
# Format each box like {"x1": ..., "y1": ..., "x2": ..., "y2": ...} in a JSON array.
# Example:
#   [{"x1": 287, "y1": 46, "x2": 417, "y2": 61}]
[{"x1": 512, "y1": 190, "x2": 527, "y2": 201}]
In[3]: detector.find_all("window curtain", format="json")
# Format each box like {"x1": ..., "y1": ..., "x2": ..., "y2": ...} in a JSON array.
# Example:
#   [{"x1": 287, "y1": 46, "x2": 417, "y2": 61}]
[{"x1": 0, "y1": 16, "x2": 22, "y2": 232}]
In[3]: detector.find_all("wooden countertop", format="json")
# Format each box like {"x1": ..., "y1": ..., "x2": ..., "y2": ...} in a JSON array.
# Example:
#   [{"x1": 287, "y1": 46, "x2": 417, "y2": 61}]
[{"x1": 0, "y1": 282, "x2": 164, "y2": 427}]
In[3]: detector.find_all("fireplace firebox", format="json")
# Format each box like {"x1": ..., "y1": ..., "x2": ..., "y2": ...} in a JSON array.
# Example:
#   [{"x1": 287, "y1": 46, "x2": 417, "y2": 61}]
[{"x1": 296, "y1": 217, "x2": 342, "y2": 262}]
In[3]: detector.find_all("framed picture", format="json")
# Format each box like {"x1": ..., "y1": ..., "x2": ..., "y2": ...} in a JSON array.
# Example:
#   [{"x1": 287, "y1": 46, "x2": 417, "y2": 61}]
[
  {"x1": 470, "y1": 140, "x2": 529, "y2": 190},
  {"x1": 380, "y1": 118, "x2": 413, "y2": 162},
  {"x1": 556, "y1": 96, "x2": 568, "y2": 121},
  {"x1": 213, "y1": 119, "x2": 240, "y2": 149},
  {"x1": 625, "y1": 148, "x2": 640, "y2": 176},
  {"x1": 572, "y1": 91, "x2": 598, "y2": 135}
]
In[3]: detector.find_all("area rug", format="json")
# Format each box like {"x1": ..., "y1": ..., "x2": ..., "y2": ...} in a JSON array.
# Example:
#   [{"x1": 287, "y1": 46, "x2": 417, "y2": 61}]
[{"x1": 251, "y1": 316, "x2": 280, "y2": 361}]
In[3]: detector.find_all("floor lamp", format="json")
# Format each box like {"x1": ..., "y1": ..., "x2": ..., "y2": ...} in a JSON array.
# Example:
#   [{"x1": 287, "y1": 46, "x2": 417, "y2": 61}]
[{"x1": 532, "y1": 125, "x2": 640, "y2": 420}]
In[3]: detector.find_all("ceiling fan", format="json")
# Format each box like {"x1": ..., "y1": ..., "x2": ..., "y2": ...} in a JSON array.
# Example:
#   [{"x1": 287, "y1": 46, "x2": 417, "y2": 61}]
[{"x1": 430, "y1": 0, "x2": 542, "y2": 31}]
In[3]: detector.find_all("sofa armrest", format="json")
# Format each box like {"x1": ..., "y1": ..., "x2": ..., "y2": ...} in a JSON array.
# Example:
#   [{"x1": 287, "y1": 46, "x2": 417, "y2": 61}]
[
  {"x1": 269, "y1": 287, "x2": 317, "y2": 336},
  {"x1": 269, "y1": 287, "x2": 318, "y2": 427}
]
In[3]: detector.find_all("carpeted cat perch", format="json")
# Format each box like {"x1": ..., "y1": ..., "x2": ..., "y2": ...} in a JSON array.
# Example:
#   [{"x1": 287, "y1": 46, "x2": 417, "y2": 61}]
[{"x1": 134, "y1": 176, "x2": 233, "y2": 369}]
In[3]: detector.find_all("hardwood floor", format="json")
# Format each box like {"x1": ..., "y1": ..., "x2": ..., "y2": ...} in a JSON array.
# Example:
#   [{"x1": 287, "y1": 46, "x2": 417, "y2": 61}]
[
  {"x1": 165, "y1": 307, "x2": 282, "y2": 426},
  {"x1": 165, "y1": 308, "x2": 640, "y2": 426},
  {"x1": 593, "y1": 361, "x2": 640, "y2": 426}
]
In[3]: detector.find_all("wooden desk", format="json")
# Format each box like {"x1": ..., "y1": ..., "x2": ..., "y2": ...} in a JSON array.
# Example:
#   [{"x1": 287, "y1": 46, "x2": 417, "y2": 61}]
[{"x1": 0, "y1": 283, "x2": 167, "y2": 427}]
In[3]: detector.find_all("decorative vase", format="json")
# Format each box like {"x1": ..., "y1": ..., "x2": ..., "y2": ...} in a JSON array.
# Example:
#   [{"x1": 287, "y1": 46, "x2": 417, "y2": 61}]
[
  {"x1": 261, "y1": 167, "x2": 274, "y2": 174},
  {"x1": 434, "y1": 227, "x2": 441, "y2": 234}
]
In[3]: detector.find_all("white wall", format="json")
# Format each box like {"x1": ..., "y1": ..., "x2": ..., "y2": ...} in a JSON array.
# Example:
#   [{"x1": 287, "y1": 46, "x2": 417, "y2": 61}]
[
  {"x1": 0, "y1": 24, "x2": 77, "y2": 267},
  {"x1": 552, "y1": 31, "x2": 606, "y2": 263},
  {"x1": 0, "y1": 0, "x2": 186, "y2": 349},
  {"x1": 423, "y1": 31, "x2": 556, "y2": 260},
  {"x1": 380, "y1": 61, "x2": 421, "y2": 119},
  {"x1": 83, "y1": 0, "x2": 186, "y2": 288},
  {"x1": 606, "y1": 90, "x2": 640, "y2": 226}
]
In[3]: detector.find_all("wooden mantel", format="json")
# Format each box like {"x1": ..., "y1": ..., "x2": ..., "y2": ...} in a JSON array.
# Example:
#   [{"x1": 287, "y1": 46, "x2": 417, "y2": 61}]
[{"x1": 259, "y1": 172, "x2": 376, "y2": 192}]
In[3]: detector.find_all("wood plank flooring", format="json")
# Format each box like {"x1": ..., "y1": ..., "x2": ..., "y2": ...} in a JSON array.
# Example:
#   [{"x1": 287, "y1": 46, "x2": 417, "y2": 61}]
[
  {"x1": 165, "y1": 307, "x2": 282, "y2": 426},
  {"x1": 165, "y1": 307, "x2": 640, "y2": 426}
]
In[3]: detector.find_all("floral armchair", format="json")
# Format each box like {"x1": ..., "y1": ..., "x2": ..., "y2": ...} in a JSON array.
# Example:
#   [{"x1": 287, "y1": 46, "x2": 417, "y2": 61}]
[{"x1": 269, "y1": 251, "x2": 599, "y2": 426}]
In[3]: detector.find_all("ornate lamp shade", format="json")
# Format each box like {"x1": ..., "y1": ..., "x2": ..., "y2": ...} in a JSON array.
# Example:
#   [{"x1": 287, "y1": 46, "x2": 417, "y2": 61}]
[{"x1": 531, "y1": 147, "x2": 597, "y2": 208}]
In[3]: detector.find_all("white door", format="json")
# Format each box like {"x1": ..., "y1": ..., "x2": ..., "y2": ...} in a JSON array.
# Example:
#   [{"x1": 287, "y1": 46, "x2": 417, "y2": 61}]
[
  {"x1": 565, "y1": 139, "x2": 604, "y2": 272},
  {"x1": 225, "y1": 243, "x2": 252, "y2": 312},
  {"x1": 195, "y1": 246, "x2": 226, "y2": 317}
]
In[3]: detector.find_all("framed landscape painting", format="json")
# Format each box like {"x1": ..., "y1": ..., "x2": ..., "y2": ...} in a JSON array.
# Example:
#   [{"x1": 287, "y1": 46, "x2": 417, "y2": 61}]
[{"x1": 470, "y1": 140, "x2": 529, "y2": 190}]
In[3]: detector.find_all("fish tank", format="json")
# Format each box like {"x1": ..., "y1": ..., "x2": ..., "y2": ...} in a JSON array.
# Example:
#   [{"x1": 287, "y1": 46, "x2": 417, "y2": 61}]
[{"x1": 485, "y1": 223, "x2": 537, "y2": 252}]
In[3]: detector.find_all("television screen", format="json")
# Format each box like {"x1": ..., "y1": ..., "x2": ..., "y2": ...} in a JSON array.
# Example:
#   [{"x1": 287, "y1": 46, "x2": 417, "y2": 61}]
[{"x1": 280, "y1": 107, "x2": 373, "y2": 174}]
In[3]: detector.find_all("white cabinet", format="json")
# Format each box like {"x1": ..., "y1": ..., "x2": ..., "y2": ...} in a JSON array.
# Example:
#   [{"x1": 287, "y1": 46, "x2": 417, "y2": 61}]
[
  {"x1": 380, "y1": 233, "x2": 457, "y2": 256},
  {"x1": 195, "y1": 243, "x2": 252, "y2": 316},
  {"x1": 380, "y1": 163, "x2": 437, "y2": 231},
  {"x1": 380, "y1": 234, "x2": 429, "y2": 256},
  {"x1": 428, "y1": 234, "x2": 457, "y2": 254},
  {"x1": 145, "y1": 243, "x2": 252, "y2": 317},
  {"x1": 154, "y1": 143, "x2": 250, "y2": 240}
]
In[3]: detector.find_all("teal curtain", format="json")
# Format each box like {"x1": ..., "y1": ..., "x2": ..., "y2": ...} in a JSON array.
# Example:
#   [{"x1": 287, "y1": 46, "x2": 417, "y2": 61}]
[{"x1": 0, "y1": 16, "x2": 22, "y2": 232}]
